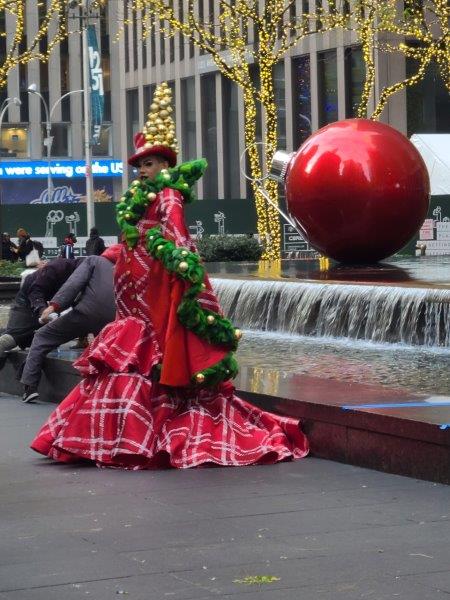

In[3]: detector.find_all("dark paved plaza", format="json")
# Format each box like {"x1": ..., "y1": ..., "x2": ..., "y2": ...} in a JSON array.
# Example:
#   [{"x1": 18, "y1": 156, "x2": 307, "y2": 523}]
[{"x1": 0, "y1": 394, "x2": 449, "y2": 599}]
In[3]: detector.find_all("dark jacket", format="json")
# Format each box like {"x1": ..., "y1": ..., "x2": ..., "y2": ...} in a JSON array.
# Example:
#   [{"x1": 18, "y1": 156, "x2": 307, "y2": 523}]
[
  {"x1": 60, "y1": 240, "x2": 75, "y2": 259},
  {"x1": 21, "y1": 258, "x2": 82, "y2": 316},
  {"x1": 85, "y1": 234, "x2": 106, "y2": 256},
  {"x1": 1, "y1": 239, "x2": 17, "y2": 261},
  {"x1": 50, "y1": 255, "x2": 116, "y2": 322},
  {"x1": 17, "y1": 236, "x2": 34, "y2": 260}
]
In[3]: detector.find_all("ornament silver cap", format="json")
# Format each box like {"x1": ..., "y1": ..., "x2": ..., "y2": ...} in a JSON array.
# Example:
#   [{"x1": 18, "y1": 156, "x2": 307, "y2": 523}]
[{"x1": 269, "y1": 150, "x2": 294, "y2": 183}]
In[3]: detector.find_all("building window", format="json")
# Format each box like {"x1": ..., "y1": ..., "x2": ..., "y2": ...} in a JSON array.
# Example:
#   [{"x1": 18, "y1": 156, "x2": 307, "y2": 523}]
[
  {"x1": 125, "y1": 9, "x2": 130, "y2": 72},
  {"x1": 292, "y1": 55, "x2": 312, "y2": 148},
  {"x1": 169, "y1": 0, "x2": 175, "y2": 62},
  {"x1": 126, "y1": 88, "x2": 139, "y2": 163},
  {"x1": 92, "y1": 125, "x2": 112, "y2": 157},
  {"x1": 201, "y1": 74, "x2": 218, "y2": 199},
  {"x1": 406, "y1": 57, "x2": 450, "y2": 136},
  {"x1": 132, "y1": 12, "x2": 138, "y2": 70},
  {"x1": 318, "y1": 49, "x2": 338, "y2": 126},
  {"x1": 181, "y1": 77, "x2": 197, "y2": 163},
  {"x1": 0, "y1": 126, "x2": 29, "y2": 158},
  {"x1": 179, "y1": 1, "x2": 185, "y2": 61},
  {"x1": 246, "y1": 64, "x2": 263, "y2": 200},
  {"x1": 143, "y1": 84, "x2": 156, "y2": 114},
  {"x1": 302, "y1": 0, "x2": 309, "y2": 31},
  {"x1": 44, "y1": 123, "x2": 71, "y2": 157},
  {"x1": 274, "y1": 61, "x2": 286, "y2": 148},
  {"x1": 160, "y1": 20, "x2": 165, "y2": 64},
  {"x1": 151, "y1": 18, "x2": 156, "y2": 66},
  {"x1": 199, "y1": 1, "x2": 205, "y2": 55},
  {"x1": 344, "y1": 46, "x2": 364, "y2": 117},
  {"x1": 222, "y1": 77, "x2": 240, "y2": 199}
]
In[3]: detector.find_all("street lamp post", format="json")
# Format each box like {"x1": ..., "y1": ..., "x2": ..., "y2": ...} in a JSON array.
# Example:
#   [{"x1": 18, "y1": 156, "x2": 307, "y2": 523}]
[
  {"x1": 82, "y1": 0, "x2": 95, "y2": 233},
  {"x1": 27, "y1": 85, "x2": 83, "y2": 203},
  {"x1": 0, "y1": 97, "x2": 22, "y2": 260},
  {"x1": 27, "y1": 84, "x2": 52, "y2": 203}
]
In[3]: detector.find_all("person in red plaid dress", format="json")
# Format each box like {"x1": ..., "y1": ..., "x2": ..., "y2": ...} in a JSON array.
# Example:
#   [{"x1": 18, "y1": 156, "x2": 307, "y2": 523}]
[{"x1": 31, "y1": 83, "x2": 308, "y2": 469}]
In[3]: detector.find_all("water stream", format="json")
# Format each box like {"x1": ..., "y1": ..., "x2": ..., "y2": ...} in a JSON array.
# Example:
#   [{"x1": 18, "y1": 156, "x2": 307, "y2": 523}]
[{"x1": 212, "y1": 279, "x2": 450, "y2": 348}]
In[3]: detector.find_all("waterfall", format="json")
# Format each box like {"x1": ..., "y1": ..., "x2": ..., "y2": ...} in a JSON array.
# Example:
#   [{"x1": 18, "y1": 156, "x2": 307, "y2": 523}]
[{"x1": 211, "y1": 278, "x2": 450, "y2": 347}]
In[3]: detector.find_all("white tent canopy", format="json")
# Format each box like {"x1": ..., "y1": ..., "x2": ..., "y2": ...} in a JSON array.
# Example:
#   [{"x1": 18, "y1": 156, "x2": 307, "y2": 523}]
[{"x1": 410, "y1": 134, "x2": 450, "y2": 196}]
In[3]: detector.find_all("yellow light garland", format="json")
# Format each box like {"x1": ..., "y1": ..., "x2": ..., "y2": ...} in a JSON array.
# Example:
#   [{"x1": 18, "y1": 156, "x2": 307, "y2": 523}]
[{"x1": 2, "y1": 0, "x2": 447, "y2": 259}]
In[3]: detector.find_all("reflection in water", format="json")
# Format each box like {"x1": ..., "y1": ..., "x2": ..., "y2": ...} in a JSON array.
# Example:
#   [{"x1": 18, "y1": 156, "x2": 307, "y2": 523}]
[
  {"x1": 244, "y1": 366, "x2": 280, "y2": 396},
  {"x1": 207, "y1": 256, "x2": 450, "y2": 286},
  {"x1": 236, "y1": 331, "x2": 450, "y2": 396}
]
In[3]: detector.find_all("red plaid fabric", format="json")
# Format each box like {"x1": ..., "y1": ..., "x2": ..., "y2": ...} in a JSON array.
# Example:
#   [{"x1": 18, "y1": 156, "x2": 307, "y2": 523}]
[
  {"x1": 31, "y1": 189, "x2": 309, "y2": 469},
  {"x1": 31, "y1": 375, "x2": 308, "y2": 470}
]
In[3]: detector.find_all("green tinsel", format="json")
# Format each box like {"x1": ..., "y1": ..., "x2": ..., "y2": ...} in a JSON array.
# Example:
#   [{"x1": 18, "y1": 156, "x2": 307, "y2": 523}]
[
  {"x1": 146, "y1": 226, "x2": 241, "y2": 387},
  {"x1": 192, "y1": 353, "x2": 239, "y2": 387},
  {"x1": 116, "y1": 159, "x2": 207, "y2": 248},
  {"x1": 147, "y1": 226, "x2": 239, "y2": 352}
]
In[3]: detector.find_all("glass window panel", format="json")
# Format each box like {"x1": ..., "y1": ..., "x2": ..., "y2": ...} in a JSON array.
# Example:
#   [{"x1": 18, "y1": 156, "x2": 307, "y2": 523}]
[
  {"x1": 181, "y1": 77, "x2": 197, "y2": 162},
  {"x1": 201, "y1": 74, "x2": 218, "y2": 199},
  {"x1": 0, "y1": 126, "x2": 29, "y2": 158},
  {"x1": 126, "y1": 88, "x2": 140, "y2": 161},
  {"x1": 274, "y1": 61, "x2": 286, "y2": 148},
  {"x1": 344, "y1": 46, "x2": 364, "y2": 117},
  {"x1": 222, "y1": 76, "x2": 240, "y2": 199},
  {"x1": 292, "y1": 54, "x2": 312, "y2": 148},
  {"x1": 406, "y1": 58, "x2": 450, "y2": 135},
  {"x1": 318, "y1": 50, "x2": 338, "y2": 126},
  {"x1": 92, "y1": 125, "x2": 112, "y2": 156},
  {"x1": 43, "y1": 123, "x2": 70, "y2": 157}
]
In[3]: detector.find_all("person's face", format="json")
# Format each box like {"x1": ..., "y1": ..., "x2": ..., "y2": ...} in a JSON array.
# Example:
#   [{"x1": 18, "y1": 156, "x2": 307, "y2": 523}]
[{"x1": 138, "y1": 156, "x2": 168, "y2": 181}]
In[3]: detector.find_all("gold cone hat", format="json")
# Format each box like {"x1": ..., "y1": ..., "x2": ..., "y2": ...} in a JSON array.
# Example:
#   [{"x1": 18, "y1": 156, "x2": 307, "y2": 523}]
[{"x1": 128, "y1": 82, "x2": 178, "y2": 168}]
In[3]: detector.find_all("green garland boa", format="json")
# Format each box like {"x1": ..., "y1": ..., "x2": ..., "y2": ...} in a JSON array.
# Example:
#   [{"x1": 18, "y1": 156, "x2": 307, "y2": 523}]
[
  {"x1": 146, "y1": 226, "x2": 241, "y2": 387},
  {"x1": 115, "y1": 157, "x2": 240, "y2": 388},
  {"x1": 116, "y1": 159, "x2": 207, "y2": 248}
]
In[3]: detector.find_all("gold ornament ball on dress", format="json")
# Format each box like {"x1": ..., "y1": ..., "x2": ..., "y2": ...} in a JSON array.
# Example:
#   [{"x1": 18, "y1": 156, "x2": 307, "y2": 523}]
[
  {"x1": 201, "y1": 283, "x2": 206, "y2": 290},
  {"x1": 206, "y1": 315, "x2": 215, "y2": 325},
  {"x1": 234, "y1": 328, "x2": 243, "y2": 340},
  {"x1": 132, "y1": 179, "x2": 140, "y2": 187},
  {"x1": 181, "y1": 250, "x2": 188, "y2": 257},
  {"x1": 178, "y1": 261, "x2": 189, "y2": 273},
  {"x1": 160, "y1": 109, "x2": 169, "y2": 118},
  {"x1": 195, "y1": 373, "x2": 205, "y2": 384},
  {"x1": 147, "y1": 192, "x2": 157, "y2": 201}
]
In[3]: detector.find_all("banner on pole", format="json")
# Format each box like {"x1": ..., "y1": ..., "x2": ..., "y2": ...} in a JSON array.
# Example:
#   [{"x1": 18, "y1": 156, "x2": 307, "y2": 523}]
[{"x1": 87, "y1": 25, "x2": 104, "y2": 145}]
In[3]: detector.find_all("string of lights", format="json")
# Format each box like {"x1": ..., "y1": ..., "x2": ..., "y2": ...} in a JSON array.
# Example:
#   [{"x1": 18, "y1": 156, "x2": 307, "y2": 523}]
[
  {"x1": 0, "y1": 0, "x2": 71, "y2": 90},
  {"x1": 1, "y1": 0, "x2": 447, "y2": 258}
]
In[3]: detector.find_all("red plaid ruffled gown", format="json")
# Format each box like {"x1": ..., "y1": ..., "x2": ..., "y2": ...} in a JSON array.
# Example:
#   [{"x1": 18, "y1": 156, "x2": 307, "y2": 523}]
[{"x1": 31, "y1": 187, "x2": 309, "y2": 469}]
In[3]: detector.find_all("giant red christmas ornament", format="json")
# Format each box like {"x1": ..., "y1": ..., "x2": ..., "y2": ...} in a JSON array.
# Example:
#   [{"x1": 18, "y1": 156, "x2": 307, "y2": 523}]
[{"x1": 273, "y1": 119, "x2": 430, "y2": 263}]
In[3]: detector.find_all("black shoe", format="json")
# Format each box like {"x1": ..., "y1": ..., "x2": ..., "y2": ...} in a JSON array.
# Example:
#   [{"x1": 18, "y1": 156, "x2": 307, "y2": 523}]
[{"x1": 22, "y1": 386, "x2": 39, "y2": 403}]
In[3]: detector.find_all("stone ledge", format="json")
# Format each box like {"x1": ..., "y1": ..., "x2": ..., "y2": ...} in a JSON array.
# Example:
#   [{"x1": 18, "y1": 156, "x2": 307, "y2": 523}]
[{"x1": 1, "y1": 351, "x2": 449, "y2": 484}]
